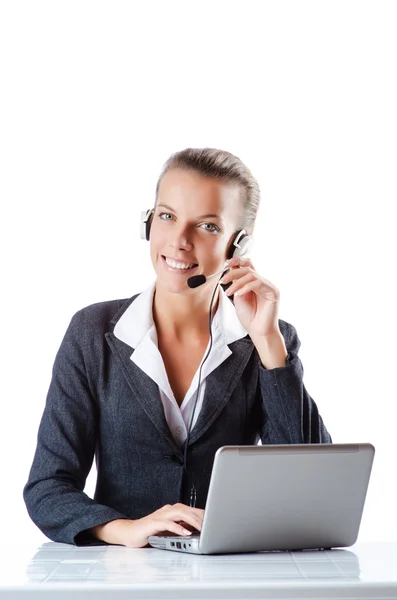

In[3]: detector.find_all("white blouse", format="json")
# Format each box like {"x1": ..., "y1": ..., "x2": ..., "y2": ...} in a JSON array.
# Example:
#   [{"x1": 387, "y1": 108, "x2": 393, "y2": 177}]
[{"x1": 113, "y1": 280, "x2": 247, "y2": 445}]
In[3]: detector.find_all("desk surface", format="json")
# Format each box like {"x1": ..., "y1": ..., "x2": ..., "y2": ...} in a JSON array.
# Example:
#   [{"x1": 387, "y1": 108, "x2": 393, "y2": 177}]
[{"x1": 1, "y1": 541, "x2": 397, "y2": 599}]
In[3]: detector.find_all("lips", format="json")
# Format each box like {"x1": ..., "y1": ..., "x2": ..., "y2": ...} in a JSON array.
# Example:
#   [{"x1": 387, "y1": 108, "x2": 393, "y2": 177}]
[{"x1": 161, "y1": 255, "x2": 198, "y2": 271}]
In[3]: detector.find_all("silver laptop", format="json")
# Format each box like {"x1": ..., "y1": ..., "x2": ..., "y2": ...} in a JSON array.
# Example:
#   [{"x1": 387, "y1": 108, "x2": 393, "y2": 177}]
[{"x1": 149, "y1": 443, "x2": 375, "y2": 554}]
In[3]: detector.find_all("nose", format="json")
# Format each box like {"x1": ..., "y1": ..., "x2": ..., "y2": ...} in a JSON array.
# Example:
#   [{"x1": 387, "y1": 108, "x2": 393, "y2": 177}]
[{"x1": 168, "y1": 224, "x2": 193, "y2": 252}]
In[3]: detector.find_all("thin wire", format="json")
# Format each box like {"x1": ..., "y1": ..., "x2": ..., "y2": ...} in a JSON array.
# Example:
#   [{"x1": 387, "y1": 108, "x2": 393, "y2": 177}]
[{"x1": 183, "y1": 271, "x2": 227, "y2": 507}]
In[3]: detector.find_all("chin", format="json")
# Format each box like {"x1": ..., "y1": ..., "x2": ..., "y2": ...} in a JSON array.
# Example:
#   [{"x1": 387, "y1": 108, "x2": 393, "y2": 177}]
[{"x1": 155, "y1": 274, "x2": 191, "y2": 294}]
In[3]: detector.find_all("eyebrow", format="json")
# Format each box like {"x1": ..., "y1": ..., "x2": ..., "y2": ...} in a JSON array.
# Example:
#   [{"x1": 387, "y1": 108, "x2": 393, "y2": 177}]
[{"x1": 156, "y1": 204, "x2": 223, "y2": 220}]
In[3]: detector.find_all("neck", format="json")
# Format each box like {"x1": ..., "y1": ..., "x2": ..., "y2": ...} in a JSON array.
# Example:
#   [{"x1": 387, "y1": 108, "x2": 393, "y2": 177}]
[{"x1": 152, "y1": 281, "x2": 220, "y2": 343}]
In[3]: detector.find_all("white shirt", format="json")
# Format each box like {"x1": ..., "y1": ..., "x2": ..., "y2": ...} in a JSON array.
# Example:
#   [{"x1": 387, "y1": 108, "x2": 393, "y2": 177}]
[{"x1": 113, "y1": 281, "x2": 248, "y2": 445}]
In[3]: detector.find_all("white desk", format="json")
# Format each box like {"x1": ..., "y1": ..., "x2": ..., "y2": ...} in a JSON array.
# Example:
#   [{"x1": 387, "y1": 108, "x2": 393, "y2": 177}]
[{"x1": 1, "y1": 541, "x2": 396, "y2": 598}]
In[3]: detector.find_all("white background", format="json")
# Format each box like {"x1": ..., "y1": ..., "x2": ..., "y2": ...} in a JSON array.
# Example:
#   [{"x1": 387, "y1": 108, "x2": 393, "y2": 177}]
[{"x1": 1, "y1": 1, "x2": 396, "y2": 546}]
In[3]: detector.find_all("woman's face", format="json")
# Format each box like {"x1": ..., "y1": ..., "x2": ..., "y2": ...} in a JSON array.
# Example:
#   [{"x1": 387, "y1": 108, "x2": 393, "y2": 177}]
[{"x1": 150, "y1": 168, "x2": 243, "y2": 295}]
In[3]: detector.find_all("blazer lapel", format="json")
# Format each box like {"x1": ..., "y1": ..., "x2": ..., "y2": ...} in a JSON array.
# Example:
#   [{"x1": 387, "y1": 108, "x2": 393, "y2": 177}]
[
  {"x1": 188, "y1": 336, "x2": 256, "y2": 446},
  {"x1": 104, "y1": 331, "x2": 181, "y2": 454}
]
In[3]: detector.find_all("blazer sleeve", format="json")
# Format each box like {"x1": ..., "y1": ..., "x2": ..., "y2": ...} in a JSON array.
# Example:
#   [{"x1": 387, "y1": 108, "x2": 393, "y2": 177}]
[
  {"x1": 23, "y1": 310, "x2": 129, "y2": 546},
  {"x1": 259, "y1": 320, "x2": 332, "y2": 444}
]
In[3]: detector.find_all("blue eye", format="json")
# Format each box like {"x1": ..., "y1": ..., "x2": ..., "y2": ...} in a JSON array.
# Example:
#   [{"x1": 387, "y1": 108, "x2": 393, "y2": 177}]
[{"x1": 201, "y1": 223, "x2": 220, "y2": 233}]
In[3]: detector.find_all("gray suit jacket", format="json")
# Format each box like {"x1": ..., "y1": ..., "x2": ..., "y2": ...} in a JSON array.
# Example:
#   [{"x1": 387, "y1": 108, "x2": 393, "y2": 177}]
[{"x1": 23, "y1": 293, "x2": 331, "y2": 546}]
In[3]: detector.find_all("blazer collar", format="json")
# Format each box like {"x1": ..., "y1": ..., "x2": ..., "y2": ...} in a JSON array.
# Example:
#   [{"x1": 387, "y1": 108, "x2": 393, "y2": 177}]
[
  {"x1": 105, "y1": 281, "x2": 255, "y2": 452},
  {"x1": 112, "y1": 280, "x2": 248, "y2": 348}
]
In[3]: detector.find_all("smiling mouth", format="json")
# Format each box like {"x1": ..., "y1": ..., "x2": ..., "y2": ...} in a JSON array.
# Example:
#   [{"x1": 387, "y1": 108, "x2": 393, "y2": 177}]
[{"x1": 161, "y1": 255, "x2": 198, "y2": 271}]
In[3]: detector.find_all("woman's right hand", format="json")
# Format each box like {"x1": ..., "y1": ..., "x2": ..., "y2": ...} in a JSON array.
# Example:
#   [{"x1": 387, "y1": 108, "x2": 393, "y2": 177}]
[{"x1": 89, "y1": 503, "x2": 205, "y2": 548}]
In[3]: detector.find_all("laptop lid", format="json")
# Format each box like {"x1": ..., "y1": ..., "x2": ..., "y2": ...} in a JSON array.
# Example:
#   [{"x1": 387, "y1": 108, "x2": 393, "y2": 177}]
[{"x1": 196, "y1": 443, "x2": 374, "y2": 554}]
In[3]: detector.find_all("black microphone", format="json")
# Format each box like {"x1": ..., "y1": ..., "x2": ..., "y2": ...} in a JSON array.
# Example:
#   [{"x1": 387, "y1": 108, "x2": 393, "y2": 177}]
[{"x1": 187, "y1": 266, "x2": 230, "y2": 289}]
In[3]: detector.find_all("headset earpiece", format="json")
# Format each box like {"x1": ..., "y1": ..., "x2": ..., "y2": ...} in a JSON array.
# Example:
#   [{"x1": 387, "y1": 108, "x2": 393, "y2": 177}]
[
  {"x1": 227, "y1": 230, "x2": 254, "y2": 259},
  {"x1": 140, "y1": 209, "x2": 154, "y2": 241}
]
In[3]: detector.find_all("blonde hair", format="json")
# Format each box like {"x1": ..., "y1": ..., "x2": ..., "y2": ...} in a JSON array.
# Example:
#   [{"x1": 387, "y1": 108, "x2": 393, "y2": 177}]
[{"x1": 155, "y1": 147, "x2": 260, "y2": 235}]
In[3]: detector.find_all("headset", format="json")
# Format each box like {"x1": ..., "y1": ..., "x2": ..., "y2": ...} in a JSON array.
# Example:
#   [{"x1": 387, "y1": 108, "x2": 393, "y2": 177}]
[{"x1": 140, "y1": 208, "x2": 254, "y2": 508}]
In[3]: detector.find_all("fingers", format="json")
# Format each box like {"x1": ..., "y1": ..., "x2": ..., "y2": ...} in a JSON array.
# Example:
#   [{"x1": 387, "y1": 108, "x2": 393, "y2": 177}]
[
  {"x1": 226, "y1": 256, "x2": 255, "y2": 269},
  {"x1": 234, "y1": 279, "x2": 272, "y2": 299},
  {"x1": 220, "y1": 268, "x2": 253, "y2": 285},
  {"x1": 233, "y1": 277, "x2": 280, "y2": 301},
  {"x1": 151, "y1": 519, "x2": 194, "y2": 537},
  {"x1": 157, "y1": 503, "x2": 204, "y2": 533},
  {"x1": 117, "y1": 504, "x2": 205, "y2": 548},
  {"x1": 220, "y1": 258, "x2": 280, "y2": 301},
  {"x1": 220, "y1": 257, "x2": 255, "y2": 285},
  {"x1": 178, "y1": 520, "x2": 199, "y2": 533},
  {"x1": 223, "y1": 272, "x2": 257, "y2": 295}
]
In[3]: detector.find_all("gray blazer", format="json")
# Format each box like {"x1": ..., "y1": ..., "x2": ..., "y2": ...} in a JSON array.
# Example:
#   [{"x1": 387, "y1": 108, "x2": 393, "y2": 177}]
[{"x1": 23, "y1": 293, "x2": 332, "y2": 546}]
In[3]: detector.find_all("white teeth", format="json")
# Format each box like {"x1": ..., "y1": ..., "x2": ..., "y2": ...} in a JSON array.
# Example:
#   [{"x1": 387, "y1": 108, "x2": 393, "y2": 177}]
[{"x1": 165, "y1": 257, "x2": 196, "y2": 270}]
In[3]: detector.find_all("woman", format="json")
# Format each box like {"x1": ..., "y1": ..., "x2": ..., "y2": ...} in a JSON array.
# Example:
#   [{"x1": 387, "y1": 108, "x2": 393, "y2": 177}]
[{"x1": 23, "y1": 147, "x2": 331, "y2": 548}]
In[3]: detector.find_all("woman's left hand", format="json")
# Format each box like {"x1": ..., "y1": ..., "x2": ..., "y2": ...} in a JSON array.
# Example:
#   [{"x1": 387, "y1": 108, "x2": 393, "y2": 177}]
[{"x1": 219, "y1": 256, "x2": 281, "y2": 340}]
